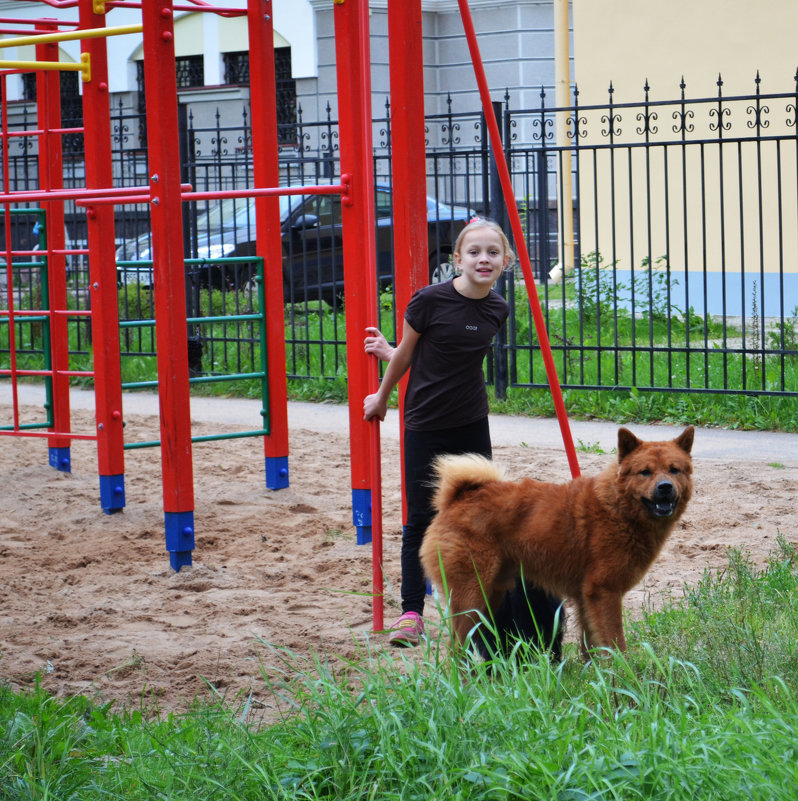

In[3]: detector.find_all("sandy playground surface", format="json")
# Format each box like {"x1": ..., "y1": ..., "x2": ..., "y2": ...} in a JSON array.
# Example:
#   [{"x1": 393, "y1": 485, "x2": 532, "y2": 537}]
[{"x1": 1, "y1": 391, "x2": 798, "y2": 715}]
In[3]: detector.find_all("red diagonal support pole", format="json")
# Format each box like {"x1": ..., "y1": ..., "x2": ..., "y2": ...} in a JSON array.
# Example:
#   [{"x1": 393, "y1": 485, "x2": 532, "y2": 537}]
[
  {"x1": 457, "y1": 0, "x2": 580, "y2": 479},
  {"x1": 79, "y1": 0, "x2": 126, "y2": 514},
  {"x1": 36, "y1": 22, "x2": 71, "y2": 473},
  {"x1": 142, "y1": 0, "x2": 196, "y2": 569},
  {"x1": 334, "y1": 0, "x2": 383, "y2": 631},
  {"x1": 247, "y1": 0, "x2": 290, "y2": 490}
]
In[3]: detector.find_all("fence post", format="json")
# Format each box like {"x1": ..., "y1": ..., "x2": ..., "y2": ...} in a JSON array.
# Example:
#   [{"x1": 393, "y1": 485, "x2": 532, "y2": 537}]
[
  {"x1": 489, "y1": 100, "x2": 509, "y2": 400},
  {"x1": 178, "y1": 103, "x2": 202, "y2": 376}
]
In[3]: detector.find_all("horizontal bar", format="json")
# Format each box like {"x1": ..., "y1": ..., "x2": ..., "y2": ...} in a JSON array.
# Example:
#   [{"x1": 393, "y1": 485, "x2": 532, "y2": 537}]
[
  {"x1": 0, "y1": 184, "x2": 190, "y2": 205},
  {"x1": 0, "y1": 312, "x2": 50, "y2": 321},
  {"x1": 185, "y1": 256, "x2": 261, "y2": 265},
  {"x1": 0, "y1": 23, "x2": 142, "y2": 49},
  {"x1": 188, "y1": 372, "x2": 266, "y2": 384},
  {"x1": 107, "y1": 2, "x2": 246, "y2": 17},
  {"x1": 74, "y1": 193, "x2": 148, "y2": 206},
  {"x1": 0, "y1": 309, "x2": 91, "y2": 319},
  {"x1": 0, "y1": 420, "x2": 51, "y2": 432},
  {"x1": 116, "y1": 255, "x2": 261, "y2": 267},
  {"x1": 121, "y1": 372, "x2": 266, "y2": 391},
  {"x1": 74, "y1": 183, "x2": 195, "y2": 207},
  {"x1": 187, "y1": 314, "x2": 263, "y2": 324},
  {"x1": 119, "y1": 314, "x2": 266, "y2": 328},
  {"x1": 184, "y1": 180, "x2": 350, "y2": 203},
  {"x1": 0, "y1": 129, "x2": 84, "y2": 139},
  {"x1": 76, "y1": 181, "x2": 348, "y2": 208},
  {"x1": 0, "y1": 17, "x2": 80, "y2": 29},
  {"x1": 0, "y1": 60, "x2": 80, "y2": 71},
  {"x1": 0, "y1": 368, "x2": 93, "y2": 377},
  {"x1": 0, "y1": 429, "x2": 96, "y2": 441},
  {"x1": 124, "y1": 428, "x2": 268, "y2": 451},
  {"x1": 0, "y1": 55, "x2": 89, "y2": 79}
]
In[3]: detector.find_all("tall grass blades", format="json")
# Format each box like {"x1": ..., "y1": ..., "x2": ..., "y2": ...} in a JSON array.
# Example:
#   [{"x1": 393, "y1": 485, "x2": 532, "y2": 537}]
[{"x1": 2, "y1": 542, "x2": 798, "y2": 799}]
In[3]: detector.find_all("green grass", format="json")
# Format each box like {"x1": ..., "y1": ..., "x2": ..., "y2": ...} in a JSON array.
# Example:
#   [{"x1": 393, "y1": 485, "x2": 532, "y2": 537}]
[{"x1": 2, "y1": 539, "x2": 798, "y2": 799}]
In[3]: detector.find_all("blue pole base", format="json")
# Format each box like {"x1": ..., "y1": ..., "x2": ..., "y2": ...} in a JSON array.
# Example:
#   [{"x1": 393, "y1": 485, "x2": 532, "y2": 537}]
[
  {"x1": 265, "y1": 456, "x2": 289, "y2": 490},
  {"x1": 48, "y1": 446, "x2": 71, "y2": 473},
  {"x1": 352, "y1": 488, "x2": 372, "y2": 545},
  {"x1": 169, "y1": 550, "x2": 193, "y2": 572},
  {"x1": 99, "y1": 474, "x2": 126, "y2": 515},
  {"x1": 165, "y1": 511, "x2": 195, "y2": 572}
]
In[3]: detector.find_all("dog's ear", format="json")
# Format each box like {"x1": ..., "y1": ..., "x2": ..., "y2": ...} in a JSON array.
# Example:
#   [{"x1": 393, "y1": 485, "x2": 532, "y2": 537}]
[
  {"x1": 617, "y1": 427, "x2": 641, "y2": 460},
  {"x1": 674, "y1": 425, "x2": 695, "y2": 454}
]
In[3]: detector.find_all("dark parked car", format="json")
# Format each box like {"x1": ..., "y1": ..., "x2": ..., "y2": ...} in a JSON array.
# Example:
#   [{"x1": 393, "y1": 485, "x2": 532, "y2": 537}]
[{"x1": 116, "y1": 184, "x2": 473, "y2": 304}]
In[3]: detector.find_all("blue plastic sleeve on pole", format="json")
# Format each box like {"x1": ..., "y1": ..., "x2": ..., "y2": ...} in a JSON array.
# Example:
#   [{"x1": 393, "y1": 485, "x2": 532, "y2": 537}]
[
  {"x1": 98, "y1": 474, "x2": 126, "y2": 515},
  {"x1": 164, "y1": 510, "x2": 195, "y2": 572},
  {"x1": 265, "y1": 456, "x2": 289, "y2": 490},
  {"x1": 48, "y1": 446, "x2": 71, "y2": 473},
  {"x1": 352, "y1": 488, "x2": 372, "y2": 545}
]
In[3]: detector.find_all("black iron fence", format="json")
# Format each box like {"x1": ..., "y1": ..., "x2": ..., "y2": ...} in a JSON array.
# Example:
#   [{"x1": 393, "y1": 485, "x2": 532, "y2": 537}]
[{"x1": 2, "y1": 74, "x2": 797, "y2": 398}]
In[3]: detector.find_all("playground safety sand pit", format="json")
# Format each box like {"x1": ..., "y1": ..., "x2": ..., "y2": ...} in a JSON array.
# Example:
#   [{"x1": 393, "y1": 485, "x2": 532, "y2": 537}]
[{"x1": 1, "y1": 402, "x2": 797, "y2": 716}]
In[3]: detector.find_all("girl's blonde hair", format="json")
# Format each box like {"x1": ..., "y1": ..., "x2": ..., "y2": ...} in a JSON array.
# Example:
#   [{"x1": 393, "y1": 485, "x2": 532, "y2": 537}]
[{"x1": 453, "y1": 217, "x2": 517, "y2": 269}]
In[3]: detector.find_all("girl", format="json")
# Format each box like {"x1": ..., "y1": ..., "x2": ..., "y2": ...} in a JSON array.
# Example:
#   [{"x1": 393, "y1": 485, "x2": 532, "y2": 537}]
[{"x1": 364, "y1": 217, "x2": 562, "y2": 654}]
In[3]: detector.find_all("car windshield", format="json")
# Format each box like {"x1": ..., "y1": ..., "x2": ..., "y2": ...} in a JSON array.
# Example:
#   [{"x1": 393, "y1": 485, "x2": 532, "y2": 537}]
[{"x1": 196, "y1": 193, "x2": 315, "y2": 232}]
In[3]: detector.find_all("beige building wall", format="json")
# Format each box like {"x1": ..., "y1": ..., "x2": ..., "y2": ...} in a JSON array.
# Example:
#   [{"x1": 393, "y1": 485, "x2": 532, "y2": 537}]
[{"x1": 570, "y1": 0, "x2": 798, "y2": 315}]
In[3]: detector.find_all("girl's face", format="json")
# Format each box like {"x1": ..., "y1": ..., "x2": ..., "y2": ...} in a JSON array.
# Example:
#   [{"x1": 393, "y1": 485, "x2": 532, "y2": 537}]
[{"x1": 453, "y1": 227, "x2": 508, "y2": 291}]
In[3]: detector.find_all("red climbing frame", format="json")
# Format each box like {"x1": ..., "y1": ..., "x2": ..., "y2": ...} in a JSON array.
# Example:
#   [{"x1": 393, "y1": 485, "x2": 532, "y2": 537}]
[{"x1": 1, "y1": 0, "x2": 580, "y2": 637}]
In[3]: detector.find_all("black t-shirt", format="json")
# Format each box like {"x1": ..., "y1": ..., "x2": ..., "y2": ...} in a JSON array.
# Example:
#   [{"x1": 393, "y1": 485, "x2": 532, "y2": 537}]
[{"x1": 403, "y1": 280, "x2": 509, "y2": 431}]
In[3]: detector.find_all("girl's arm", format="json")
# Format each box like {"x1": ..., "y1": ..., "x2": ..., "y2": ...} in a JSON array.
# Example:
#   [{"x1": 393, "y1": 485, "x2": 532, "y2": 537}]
[{"x1": 363, "y1": 319, "x2": 421, "y2": 421}]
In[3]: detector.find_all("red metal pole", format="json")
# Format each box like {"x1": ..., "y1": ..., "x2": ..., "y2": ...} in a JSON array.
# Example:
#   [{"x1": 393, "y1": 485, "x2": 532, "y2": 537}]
[
  {"x1": 456, "y1": 0, "x2": 581, "y2": 479},
  {"x1": 333, "y1": 0, "x2": 383, "y2": 630},
  {"x1": 387, "y1": 0, "x2": 428, "y2": 530},
  {"x1": 79, "y1": 0, "x2": 126, "y2": 514},
  {"x1": 247, "y1": 0, "x2": 289, "y2": 490},
  {"x1": 141, "y1": 0, "x2": 196, "y2": 569},
  {"x1": 36, "y1": 22, "x2": 72, "y2": 473}
]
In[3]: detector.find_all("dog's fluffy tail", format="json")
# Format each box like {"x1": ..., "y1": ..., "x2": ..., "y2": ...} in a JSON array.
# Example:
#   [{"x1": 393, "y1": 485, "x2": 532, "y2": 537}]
[{"x1": 431, "y1": 453, "x2": 506, "y2": 512}]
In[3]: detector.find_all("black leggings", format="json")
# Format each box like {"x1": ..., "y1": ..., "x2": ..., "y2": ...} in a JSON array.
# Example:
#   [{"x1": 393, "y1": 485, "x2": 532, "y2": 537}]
[
  {"x1": 402, "y1": 419, "x2": 494, "y2": 613},
  {"x1": 401, "y1": 419, "x2": 563, "y2": 656}
]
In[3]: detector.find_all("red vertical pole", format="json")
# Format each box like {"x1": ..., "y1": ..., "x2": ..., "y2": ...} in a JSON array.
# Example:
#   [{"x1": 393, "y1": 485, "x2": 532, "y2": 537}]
[
  {"x1": 247, "y1": 0, "x2": 290, "y2": 490},
  {"x1": 36, "y1": 22, "x2": 71, "y2": 473},
  {"x1": 387, "y1": 0, "x2": 428, "y2": 528},
  {"x1": 333, "y1": 0, "x2": 383, "y2": 630},
  {"x1": 142, "y1": 1, "x2": 196, "y2": 569},
  {"x1": 79, "y1": 0, "x2": 126, "y2": 514}
]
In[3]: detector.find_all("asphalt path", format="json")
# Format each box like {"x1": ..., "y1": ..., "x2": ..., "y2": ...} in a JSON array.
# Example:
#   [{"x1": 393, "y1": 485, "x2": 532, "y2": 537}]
[{"x1": 3, "y1": 383, "x2": 797, "y2": 465}]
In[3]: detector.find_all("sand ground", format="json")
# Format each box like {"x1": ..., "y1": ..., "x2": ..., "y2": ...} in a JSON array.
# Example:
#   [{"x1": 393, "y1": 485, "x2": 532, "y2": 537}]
[{"x1": 2, "y1": 387, "x2": 797, "y2": 714}]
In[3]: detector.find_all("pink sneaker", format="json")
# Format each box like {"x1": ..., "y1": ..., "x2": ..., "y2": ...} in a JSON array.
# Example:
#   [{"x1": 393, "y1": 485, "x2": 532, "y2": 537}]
[{"x1": 388, "y1": 612, "x2": 425, "y2": 647}]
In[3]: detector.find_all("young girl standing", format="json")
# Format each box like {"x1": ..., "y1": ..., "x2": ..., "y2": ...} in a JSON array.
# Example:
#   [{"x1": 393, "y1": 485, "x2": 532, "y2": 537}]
[{"x1": 364, "y1": 218, "x2": 562, "y2": 653}]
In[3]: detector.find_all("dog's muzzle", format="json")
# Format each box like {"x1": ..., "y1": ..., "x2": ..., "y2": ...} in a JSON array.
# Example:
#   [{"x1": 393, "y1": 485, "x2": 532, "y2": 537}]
[{"x1": 642, "y1": 480, "x2": 679, "y2": 518}]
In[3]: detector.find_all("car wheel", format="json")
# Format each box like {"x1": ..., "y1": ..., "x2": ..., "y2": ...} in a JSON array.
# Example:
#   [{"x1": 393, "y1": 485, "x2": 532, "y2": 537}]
[
  {"x1": 229, "y1": 262, "x2": 257, "y2": 291},
  {"x1": 430, "y1": 253, "x2": 457, "y2": 284}
]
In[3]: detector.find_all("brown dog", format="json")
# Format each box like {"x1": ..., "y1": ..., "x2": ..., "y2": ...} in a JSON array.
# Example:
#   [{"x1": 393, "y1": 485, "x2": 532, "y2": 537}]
[{"x1": 420, "y1": 426, "x2": 694, "y2": 654}]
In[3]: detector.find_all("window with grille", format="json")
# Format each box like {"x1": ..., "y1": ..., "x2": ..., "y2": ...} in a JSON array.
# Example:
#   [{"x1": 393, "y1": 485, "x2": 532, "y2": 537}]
[
  {"x1": 223, "y1": 47, "x2": 297, "y2": 145},
  {"x1": 22, "y1": 71, "x2": 84, "y2": 155},
  {"x1": 135, "y1": 55, "x2": 204, "y2": 99}
]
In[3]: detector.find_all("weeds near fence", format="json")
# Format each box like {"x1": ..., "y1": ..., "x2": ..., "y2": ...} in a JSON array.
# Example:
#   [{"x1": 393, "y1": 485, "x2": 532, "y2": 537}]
[{"x1": 2, "y1": 279, "x2": 797, "y2": 431}]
